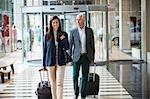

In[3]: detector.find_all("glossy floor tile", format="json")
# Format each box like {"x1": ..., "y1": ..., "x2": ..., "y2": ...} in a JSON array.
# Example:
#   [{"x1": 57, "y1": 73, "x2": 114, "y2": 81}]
[
  {"x1": 0, "y1": 65, "x2": 133, "y2": 99},
  {"x1": 0, "y1": 48, "x2": 148, "y2": 99}
]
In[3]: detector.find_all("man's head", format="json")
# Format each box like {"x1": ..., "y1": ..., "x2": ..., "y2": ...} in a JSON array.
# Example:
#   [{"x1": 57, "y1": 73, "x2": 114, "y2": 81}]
[{"x1": 76, "y1": 13, "x2": 85, "y2": 29}]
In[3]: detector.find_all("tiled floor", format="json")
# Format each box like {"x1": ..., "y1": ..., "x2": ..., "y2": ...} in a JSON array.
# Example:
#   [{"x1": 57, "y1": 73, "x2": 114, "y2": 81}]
[
  {"x1": 0, "y1": 64, "x2": 133, "y2": 99},
  {"x1": 0, "y1": 47, "x2": 144, "y2": 99}
]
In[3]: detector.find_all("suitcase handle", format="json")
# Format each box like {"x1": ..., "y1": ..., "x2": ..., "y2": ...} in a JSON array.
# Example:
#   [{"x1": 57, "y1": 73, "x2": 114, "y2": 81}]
[
  {"x1": 39, "y1": 67, "x2": 50, "y2": 87},
  {"x1": 88, "y1": 63, "x2": 96, "y2": 82}
]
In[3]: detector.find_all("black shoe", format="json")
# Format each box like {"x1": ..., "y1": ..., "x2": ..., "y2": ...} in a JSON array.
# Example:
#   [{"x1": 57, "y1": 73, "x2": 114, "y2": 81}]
[
  {"x1": 81, "y1": 98, "x2": 85, "y2": 99},
  {"x1": 74, "y1": 95, "x2": 78, "y2": 99}
]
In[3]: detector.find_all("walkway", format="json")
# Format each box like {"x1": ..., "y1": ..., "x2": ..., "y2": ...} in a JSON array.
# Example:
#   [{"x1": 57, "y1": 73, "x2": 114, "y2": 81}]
[
  {"x1": 0, "y1": 47, "x2": 136, "y2": 99},
  {"x1": 0, "y1": 66, "x2": 132, "y2": 99}
]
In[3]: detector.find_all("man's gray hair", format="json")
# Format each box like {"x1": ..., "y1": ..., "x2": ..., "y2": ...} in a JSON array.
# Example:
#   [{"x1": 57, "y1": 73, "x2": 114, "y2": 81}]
[{"x1": 76, "y1": 13, "x2": 85, "y2": 20}]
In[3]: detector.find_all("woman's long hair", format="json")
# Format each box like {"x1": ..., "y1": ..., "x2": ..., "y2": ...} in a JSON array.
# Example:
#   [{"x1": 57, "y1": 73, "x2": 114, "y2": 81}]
[{"x1": 47, "y1": 16, "x2": 62, "y2": 40}]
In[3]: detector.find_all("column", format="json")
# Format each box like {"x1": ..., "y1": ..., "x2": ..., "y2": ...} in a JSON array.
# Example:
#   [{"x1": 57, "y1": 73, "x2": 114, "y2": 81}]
[
  {"x1": 142, "y1": 0, "x2": 150, "y2": 61},
  {"x1": 141, "y1": 2, "x2": 150, "y2": 98},
  {"x1": 99, "y1": 0, "x2": 107, "y2": 61},
  {"x1": 119, "y1": 0, "x2": 131, "y2": 50}
]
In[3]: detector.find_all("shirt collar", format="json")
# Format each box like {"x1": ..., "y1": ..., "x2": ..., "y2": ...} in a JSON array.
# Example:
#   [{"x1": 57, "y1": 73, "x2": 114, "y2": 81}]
[{"x1": 78, "y1": 26, "x2": 85, "y2": 31}]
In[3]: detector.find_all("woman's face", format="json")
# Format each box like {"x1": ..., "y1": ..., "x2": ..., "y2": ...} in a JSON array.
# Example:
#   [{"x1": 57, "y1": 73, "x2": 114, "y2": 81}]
[{"x1": 52, "y1": 19, "x2": 59, "y2": 31}]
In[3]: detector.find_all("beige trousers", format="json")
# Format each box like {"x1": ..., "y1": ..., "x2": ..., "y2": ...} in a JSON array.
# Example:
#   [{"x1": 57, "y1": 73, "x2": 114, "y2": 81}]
[{"x1": 49, "y1": 65, "x2": 65, "y2": 99}]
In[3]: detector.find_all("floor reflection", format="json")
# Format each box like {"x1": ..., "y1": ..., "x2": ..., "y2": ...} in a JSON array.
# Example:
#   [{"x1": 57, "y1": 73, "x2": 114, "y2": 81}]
[{"x1": 108, "y1": 61, "x2": 149, "y2": 99}]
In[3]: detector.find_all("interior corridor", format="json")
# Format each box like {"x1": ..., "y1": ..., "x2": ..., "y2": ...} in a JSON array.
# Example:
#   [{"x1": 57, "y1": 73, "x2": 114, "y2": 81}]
[{"x1": 0, "y1": 49, "x2": 149, "y2": 99}]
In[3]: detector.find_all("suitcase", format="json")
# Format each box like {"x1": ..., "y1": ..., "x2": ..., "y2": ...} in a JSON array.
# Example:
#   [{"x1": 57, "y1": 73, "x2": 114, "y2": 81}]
[
  {"x1": 35, "y1": 68, "x2": 52, "y2": 99},
  {"x1": 86, "y1": 64, "x2": 100, "y2": 96}
]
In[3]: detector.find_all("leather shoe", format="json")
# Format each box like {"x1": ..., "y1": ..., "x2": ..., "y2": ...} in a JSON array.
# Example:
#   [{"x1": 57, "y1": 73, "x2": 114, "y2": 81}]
[{"x1": 74, "y1": 95, "x2": 78, "y2": 99}]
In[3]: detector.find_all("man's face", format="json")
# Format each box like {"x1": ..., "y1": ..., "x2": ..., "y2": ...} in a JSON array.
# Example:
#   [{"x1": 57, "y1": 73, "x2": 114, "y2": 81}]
[{"x1": 77, "y1": 16, "x2": 84, "y2": 29}]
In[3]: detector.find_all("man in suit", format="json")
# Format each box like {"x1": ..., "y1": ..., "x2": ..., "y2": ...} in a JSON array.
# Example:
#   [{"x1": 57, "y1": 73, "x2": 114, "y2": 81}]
[{"x1": 69, "y1": 13, "x2": 95, "y2": 99}]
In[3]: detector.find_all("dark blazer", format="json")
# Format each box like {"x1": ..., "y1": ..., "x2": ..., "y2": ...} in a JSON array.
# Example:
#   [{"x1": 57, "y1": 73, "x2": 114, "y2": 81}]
[
  {"x1": 42, "y1": 31, "x2": 69, "y2": 66},
  {"x1": 69, "y1": 26, "x2": 95, "y2": 62}
]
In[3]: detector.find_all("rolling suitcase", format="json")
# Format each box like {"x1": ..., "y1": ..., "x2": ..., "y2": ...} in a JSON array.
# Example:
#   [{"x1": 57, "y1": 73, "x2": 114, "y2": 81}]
[
  {"x1": 86, "y1": 64, "x2": 100, "y2": 96},
  {"x1": 35, "y1": 68, "x2": 52, "y2": 99}
]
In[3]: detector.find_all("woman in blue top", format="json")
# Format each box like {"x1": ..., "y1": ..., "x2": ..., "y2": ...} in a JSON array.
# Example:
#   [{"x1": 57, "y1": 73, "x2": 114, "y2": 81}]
[{"x1": 43, "y1": 16, "x2": 69, "y2": 99}]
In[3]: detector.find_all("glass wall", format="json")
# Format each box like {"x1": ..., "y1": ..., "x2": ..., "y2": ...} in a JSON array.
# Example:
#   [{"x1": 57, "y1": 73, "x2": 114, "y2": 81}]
[
  {"x1": 112, "y1": 0, "x2": 141, "y2": 49},
  {"x1": 22, "y1": 12, "x2": 86, "y2": 63},
  {"x1": 21, "y1": 5, "x2": 111, "y2": 63},
  {"x1": 21, "y1": 0, "x2": 142, "y2": 63},
  {"x1": 64, "y1": 12, "x2": 85, "y2": 41},
  {"x1": 89, "y1": 10, "x2": 116, "y2": 62},
  {"x1": 23, "y1": 13, "x2": 42, "y2": 62},
  {"x1": 89, "y1": 11, "x2": 105, "y2": 61},
  {"x1": 0, "y1": 0, "x2": 13, "y2": 57}
]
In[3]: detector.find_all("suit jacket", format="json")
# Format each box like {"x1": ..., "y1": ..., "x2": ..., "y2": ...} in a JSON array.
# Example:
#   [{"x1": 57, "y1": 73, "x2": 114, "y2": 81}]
[
  {"x1": 69, "y1": 26, "x2": 95, "y2": 62},
  {"x1": 42, "y1": 31, "x2": 69, "y2": 66}
]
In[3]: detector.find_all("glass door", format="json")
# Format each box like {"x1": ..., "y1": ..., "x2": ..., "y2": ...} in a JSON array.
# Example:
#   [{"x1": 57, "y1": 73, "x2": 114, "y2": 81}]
[
  {"x1": 64, "y1": 12, "x2": 86, "y2": 41},
  {"x1": 88, "y1": 10, "x2": 113, "y2": 63},
  {"x1": 43, "y1": 14, "x2": 65, "y2": 36},
  {"x1": 21, "y1": 5, "x2": 111, "y2": 64},
  {"x1": 64, "y1": 11, "x2": 108, "y2": 63},
  {"x1": 43, "y1": 12, "x2": 87, "y2": 45},
  {"x1": 22, "y1": 12, "x2": 86, "y2": 64},
  {"x1": 23, "y1": 13, "x2": 42, "y2": 63},
  {"x1": 89, "y1": 11, "x2": 105, "y2": 62}
]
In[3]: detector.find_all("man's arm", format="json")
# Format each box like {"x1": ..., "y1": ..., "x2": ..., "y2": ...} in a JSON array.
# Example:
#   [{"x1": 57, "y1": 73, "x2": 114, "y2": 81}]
[
  {"x1": 90, "y1": 28, "x2": 95, "y2": 63},
  {"x1": 69, "y1": 30, "x2": 74, "y2": 56}
]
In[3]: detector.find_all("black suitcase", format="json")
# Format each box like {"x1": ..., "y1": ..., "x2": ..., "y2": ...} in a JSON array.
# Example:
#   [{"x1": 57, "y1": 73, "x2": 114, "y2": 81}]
[
  {"x1": 86, "y1": 64, "x2": 100, "y2": 96},
  {"x1": 35, "y1": 68, "x2": 52, "y2": 99}
]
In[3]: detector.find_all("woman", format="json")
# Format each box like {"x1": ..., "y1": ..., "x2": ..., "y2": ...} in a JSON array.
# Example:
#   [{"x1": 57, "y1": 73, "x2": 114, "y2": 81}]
[{"x1": 42, "y1": 16, "x2": 69, "y2": 99}]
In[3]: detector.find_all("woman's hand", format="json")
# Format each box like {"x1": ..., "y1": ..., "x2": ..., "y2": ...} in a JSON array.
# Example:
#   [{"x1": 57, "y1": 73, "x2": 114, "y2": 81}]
[{"x1": 60, "y1": 35, "x2": 65, "y2": 40}]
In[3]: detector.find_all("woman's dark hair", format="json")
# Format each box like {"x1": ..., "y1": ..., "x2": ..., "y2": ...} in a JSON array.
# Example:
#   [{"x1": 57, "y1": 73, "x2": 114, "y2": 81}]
[{"x1": 47, "y1": 16, "x2": 62, "y2": 40}]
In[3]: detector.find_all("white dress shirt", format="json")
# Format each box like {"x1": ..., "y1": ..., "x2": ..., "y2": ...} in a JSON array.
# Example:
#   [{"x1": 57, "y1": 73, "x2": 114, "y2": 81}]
[{"x1": 78, "y1": 26, "x2": 86, "y2": 54}]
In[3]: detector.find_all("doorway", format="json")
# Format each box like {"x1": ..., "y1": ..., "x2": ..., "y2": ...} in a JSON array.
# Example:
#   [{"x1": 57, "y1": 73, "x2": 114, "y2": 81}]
[
  {"x1": 23, "y1": 11, "x2": 87, "y2": 64},
  {"x1": 21, "y1": 5, "x2": 110, "y2": 64}
]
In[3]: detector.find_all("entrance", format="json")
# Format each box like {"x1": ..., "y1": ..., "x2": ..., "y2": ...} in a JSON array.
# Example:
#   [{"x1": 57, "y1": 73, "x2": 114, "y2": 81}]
[{"x1": 21, "y1": 5, "x2": 110, "y2": 64}]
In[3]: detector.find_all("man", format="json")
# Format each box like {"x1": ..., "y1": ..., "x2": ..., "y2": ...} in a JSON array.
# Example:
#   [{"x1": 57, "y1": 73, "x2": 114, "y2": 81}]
[{"x1": 69, "y1": 13, "x2": 95, "y2": 99}]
